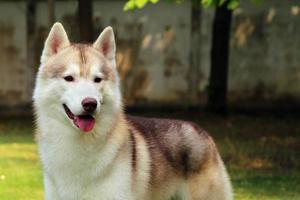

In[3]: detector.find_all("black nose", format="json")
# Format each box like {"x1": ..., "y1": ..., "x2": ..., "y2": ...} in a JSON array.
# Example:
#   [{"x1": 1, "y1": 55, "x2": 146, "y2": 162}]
[{"x1": 82, "y1": 97, "x2": 97, "y2": 113}]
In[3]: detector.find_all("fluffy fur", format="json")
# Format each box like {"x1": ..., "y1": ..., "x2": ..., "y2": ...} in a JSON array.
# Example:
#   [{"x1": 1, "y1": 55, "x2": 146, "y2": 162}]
[{"x1": 33, "y1": 22, "x2": 233, "y2": 200}]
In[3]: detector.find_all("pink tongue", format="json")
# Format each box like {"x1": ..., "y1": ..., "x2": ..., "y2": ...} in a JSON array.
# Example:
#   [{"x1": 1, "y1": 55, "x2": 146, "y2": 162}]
[{"x1": 74, "y1": 116, "x2": 95, "y2": 132}]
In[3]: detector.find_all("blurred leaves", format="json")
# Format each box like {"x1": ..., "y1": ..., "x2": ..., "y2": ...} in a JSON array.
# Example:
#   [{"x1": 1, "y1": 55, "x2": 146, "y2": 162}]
[
  {"x1": 124, "y1": 0, "x2": 264, "y2": 11},
  {"x1": 227, "y1": 0, "x2": 240, "y2": 9},
  {"x1": 124, "y1": 0, "x2": 160, "y2": 11},
  {"x1": 124, "y1": 0, "x2": 185, "y2": 11}
]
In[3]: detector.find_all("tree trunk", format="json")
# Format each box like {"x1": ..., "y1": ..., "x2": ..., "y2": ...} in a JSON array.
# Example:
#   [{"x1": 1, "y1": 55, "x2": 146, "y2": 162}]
[
  {"x1": 26, "y1": 0, "x2": 37, "y2": 99},
  {"x1": 207, "y1": 3, "x2": 232, "y2": 115},
  {"x1": 48, "y1": 0, "x2": 55, "y2": 27},
  {"x1": 188, "y1": 2, "x2": 201, "y2": 104},
  {"x1": 78, "y1": 0, "x2": 94, "y2": 42}
]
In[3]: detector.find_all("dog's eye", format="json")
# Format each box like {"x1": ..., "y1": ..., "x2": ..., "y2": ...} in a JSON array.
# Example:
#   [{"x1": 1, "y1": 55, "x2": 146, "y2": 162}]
[
  {"x1": 64, "y1": 76, "x2": 74, "y2": 82},
  {"x1": 94, "y1": 77, "x2": 102, "y2": 83}
]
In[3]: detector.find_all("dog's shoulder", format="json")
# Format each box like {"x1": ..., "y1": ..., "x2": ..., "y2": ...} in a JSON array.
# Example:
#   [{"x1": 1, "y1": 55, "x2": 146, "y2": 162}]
[
  {"x1": 126, "y1": 115, "x2": 205, "y2": 138},
  {"x1": 126, "y1": 115, "x2": 219, "y2": 175}
]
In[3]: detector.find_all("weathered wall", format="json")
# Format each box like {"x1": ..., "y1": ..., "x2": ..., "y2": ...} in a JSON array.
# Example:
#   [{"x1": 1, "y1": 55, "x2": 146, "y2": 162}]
[
  {"x1": 0, "y1": 2, "x2": 27, "y2": 106},
  {"x1": 229, "y1": 1, "x2": 300, "y2": 105},
  {"x1": 0, "y1": 0, "x2": 299, "y2": 108}
]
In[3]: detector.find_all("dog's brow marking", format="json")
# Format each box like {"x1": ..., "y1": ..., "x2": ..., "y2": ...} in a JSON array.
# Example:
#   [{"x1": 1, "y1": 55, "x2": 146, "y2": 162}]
[
  {"x1": 79, "y1": 46, "x2": 87, "y2": 65},
  {"x1": 79, "y1": 47, "x2": 88, "y2": 76},
  {"x1": 73, "y1": 44, "x2": 91, "y2": 77},
  {"x1": 79, "y1": 46, "x2": 87, "y2": 76}
]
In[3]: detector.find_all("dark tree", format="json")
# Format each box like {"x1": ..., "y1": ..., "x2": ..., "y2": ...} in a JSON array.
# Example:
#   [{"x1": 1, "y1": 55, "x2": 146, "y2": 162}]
[
  {"x1": 26, "y1": 0, "x2": 37, "y2": 93},
  {"x1": 48, "y1": 0, "x2": 55, "y2": 27},
  {"x1": 188, "y1": 2, "x2": 201, "y2": 104},
  {"x1": 207, "y1": 3, "x2": 232, "y2": 115},
  {"x1": 78, "y1": 0, "x2": 94, "y2": 42}
]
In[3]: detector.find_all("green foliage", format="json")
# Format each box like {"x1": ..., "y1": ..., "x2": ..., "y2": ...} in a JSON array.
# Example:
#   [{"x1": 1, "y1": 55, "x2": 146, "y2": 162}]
[
  {"x1": 124, "y1": 0, "x2": 186, "y2": 11},
  {"x1": 124, "y1": 0, "x2": 263, "y2": 11},
  {"x1": 201, "y1": 0, "x2": 240, "y2": 9},
  {"x1": 124, "y1": 0, "x2": 160, "y2": 11}
]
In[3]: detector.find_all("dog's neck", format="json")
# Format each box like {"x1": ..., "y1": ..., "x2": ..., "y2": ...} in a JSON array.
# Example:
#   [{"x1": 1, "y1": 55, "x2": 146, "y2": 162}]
[{"x1": 36, "y1": 110, "x2": 130, "y2": 177}]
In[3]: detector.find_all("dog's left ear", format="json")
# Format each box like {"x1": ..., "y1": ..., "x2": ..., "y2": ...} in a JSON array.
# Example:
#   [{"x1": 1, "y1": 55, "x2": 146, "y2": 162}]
[{"x1": 93, "y1": 27, "x2": 116, "y2": 60}]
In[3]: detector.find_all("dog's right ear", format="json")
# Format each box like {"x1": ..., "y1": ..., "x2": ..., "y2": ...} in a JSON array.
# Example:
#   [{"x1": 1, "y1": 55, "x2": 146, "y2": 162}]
[
  {"x1": 93, "y1": 27, "x2": 116, "y2": 60},
  {"x1": 41, "y1": 22, "x2": 70, "y2": 63}
]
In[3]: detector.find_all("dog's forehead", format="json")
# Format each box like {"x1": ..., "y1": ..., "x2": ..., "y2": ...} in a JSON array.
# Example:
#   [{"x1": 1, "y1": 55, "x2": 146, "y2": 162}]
[
  {"x1": 41, "y1": 44, "x2": 109, "y2": 79},
  {"x1": 72, "y1": 44, "x2": 106, "y2": 65},
  {"x1": 70, "y1": 44, "x2": 107, "y2": 74}
]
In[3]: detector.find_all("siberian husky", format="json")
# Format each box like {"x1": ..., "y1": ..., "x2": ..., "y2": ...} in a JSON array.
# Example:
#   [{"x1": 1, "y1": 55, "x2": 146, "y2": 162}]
[{"x1": 33, "y1": 22, "x2": 232, "y2": 200}]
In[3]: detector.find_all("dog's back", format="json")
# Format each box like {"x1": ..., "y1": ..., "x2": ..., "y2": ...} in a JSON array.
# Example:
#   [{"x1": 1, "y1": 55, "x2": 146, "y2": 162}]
[{"x1": 127, "y1": 115, "x2": 233, "y2": 200}]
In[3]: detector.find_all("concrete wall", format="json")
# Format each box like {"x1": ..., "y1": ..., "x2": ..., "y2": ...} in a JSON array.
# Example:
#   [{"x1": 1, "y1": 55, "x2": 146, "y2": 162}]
[
  {"x1": 0, "y1": 2, "x2": 27, "y2": 106},
  {"x1": 0, "y1": 0, "x2": 299, "y2": 108},
  {"x1": 229, "y1": 1, "x2": 300, "y2": 105}
]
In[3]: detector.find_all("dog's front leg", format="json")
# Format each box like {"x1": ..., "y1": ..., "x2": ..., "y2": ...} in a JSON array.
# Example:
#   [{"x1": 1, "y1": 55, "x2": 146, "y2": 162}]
[{"x1": 44, "y1": 173, "x2": 60, "y2": 200}]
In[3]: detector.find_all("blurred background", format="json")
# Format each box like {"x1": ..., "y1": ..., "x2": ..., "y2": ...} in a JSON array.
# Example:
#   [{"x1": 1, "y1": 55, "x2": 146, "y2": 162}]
[{"x1": 0, "y1": 0, "x2": 299, "y2": 199}]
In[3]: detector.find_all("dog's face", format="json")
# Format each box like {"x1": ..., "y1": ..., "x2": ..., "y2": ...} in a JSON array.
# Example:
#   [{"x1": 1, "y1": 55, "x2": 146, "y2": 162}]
[{"x1": 33, "y1": 23, "x2": 121, "y2": 133}]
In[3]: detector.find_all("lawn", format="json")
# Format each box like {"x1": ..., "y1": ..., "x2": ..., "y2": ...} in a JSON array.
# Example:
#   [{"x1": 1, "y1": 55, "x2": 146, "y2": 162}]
[{"x1": 0, "y1": 115, "x2": 299, "y2": 200}]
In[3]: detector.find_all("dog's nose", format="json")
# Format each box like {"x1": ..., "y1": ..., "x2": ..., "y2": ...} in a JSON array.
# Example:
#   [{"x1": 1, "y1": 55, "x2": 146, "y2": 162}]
[{"x1": 82, "y1": 97, "x2": 97, "y2": 113}]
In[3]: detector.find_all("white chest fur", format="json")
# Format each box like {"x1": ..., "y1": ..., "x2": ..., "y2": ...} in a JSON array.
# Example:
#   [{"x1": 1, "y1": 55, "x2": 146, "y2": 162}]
[{"x1": 39, "y1": 126, "x2": 133, "y2": 200}]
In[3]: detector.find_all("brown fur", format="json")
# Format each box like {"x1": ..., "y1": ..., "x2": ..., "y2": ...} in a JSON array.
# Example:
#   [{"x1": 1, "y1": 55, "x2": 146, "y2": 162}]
[
  {"x1": 126, "y1": 115, "x2": 226, "y2": 199},
  {"x1": 129, "y1": 129, "x2": 137, "y2": 172}
]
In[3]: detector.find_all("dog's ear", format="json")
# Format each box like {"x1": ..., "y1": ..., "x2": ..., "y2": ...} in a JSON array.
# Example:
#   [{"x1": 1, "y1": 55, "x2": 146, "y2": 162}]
[
  {"x1": 41, "y1": 22, "x2": 70, "y2": 63},
  {"x1": 93, "y1": 27, "x2": 116, "y2": 60}
]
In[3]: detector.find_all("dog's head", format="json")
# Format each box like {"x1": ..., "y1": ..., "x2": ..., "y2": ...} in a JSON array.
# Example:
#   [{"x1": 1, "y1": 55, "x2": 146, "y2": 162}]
[{"x1": 33, "y1": 23, "x2": 121, "y2": 133}]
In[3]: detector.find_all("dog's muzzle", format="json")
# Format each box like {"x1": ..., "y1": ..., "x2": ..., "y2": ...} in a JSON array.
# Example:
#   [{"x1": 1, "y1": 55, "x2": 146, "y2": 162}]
[{"x1": 63, "y1": 103, "x2": 96, "y2": 133}]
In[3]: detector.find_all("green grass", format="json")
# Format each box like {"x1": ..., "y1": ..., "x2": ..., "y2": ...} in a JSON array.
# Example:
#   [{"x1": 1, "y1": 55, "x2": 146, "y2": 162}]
[
  {"x1": 0, "y1": 120, "x2": 43, "y2": 200},
  {"x1": 0, "y1": 115, "x2": 300, "y2": 200}
]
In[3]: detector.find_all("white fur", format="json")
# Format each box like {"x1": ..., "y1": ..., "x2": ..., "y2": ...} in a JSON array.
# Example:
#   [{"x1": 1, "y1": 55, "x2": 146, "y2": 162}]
[{"x1": 34, "y1": 23, "x2": 132, "y2": 200}]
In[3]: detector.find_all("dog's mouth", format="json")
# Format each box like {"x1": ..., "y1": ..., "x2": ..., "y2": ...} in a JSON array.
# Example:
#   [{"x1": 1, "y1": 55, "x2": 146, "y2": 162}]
[{"x1": 63, "y1": 104, "x2": 95, "y2": 133}]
